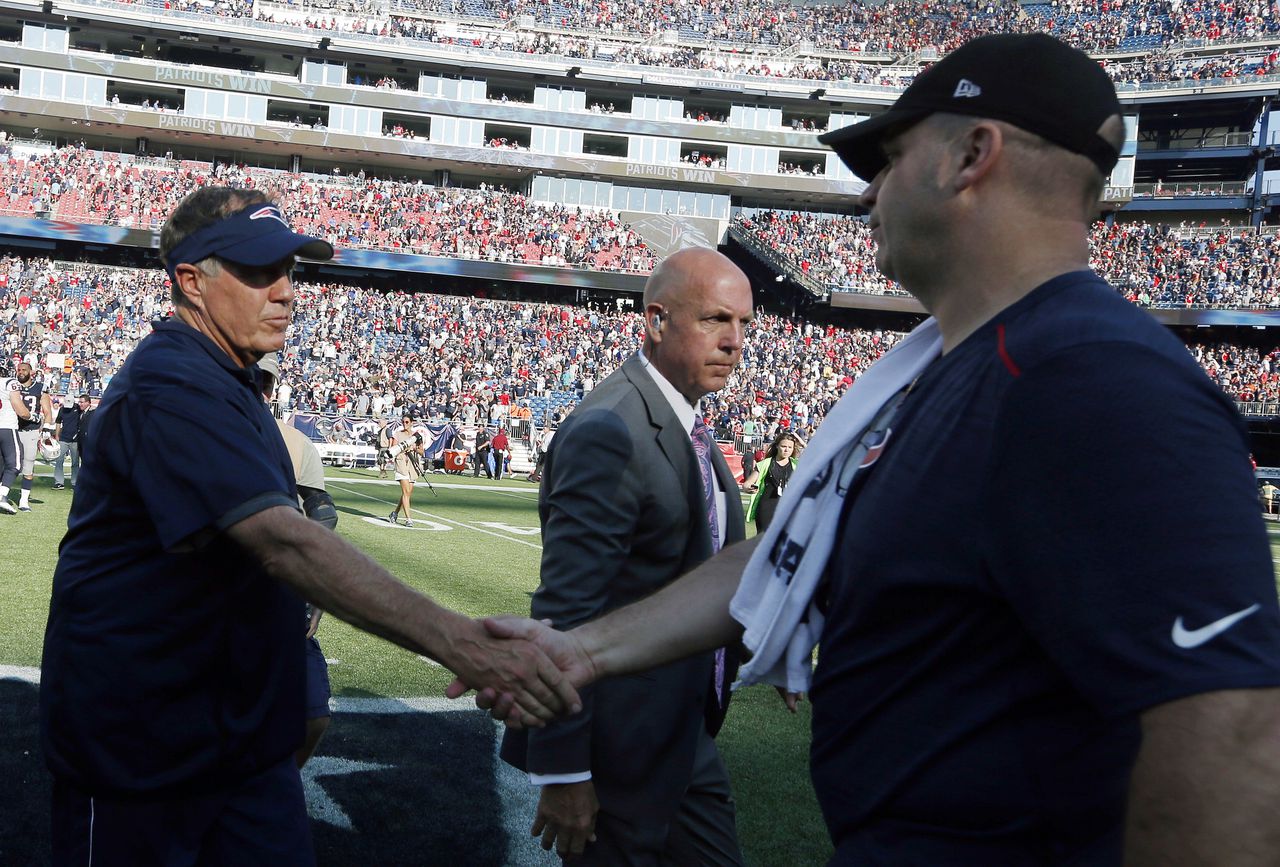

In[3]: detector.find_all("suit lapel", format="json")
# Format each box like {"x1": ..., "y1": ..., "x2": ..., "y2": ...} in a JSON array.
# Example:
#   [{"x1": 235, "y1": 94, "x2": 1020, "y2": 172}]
[
  {"x1": 621, "y1": 355, "x2": 711, "y2": 559},
  {"x1": 621, "y1": 354, "x2": 692, "y2": 475}
]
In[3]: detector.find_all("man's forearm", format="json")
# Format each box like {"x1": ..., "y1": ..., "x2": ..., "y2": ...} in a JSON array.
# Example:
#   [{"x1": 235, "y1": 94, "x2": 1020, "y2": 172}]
[
  {"x1": 576, "y1": 536, "x2": 758, "y2": 679},
  {"x1": 1125, "y1": 688, "x2": 1280, "y2": 866},
  {"x1": 236, "y1": 505, "x2": 581, "y2": 723},
  {"x1": 246, "y1": 506, "x2": 470, "y2": 662}
]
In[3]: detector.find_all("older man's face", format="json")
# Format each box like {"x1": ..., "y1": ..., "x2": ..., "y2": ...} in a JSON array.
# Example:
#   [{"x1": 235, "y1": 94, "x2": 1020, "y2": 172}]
[
  {"x1": 650, "y1": 267, "x2": 753, "y2": 405},
  {"x1": 198, "y1": 256, "x2": 295, "y2": 368}
]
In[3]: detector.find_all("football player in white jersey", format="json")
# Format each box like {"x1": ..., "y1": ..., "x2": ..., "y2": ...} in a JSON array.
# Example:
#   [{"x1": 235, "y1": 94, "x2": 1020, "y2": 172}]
[
  {"x1": 0, "y1": 363, "x2": 28, "y2": 514},
  {"x1": 14, "y1": 361, "x2": 53, "y2": 512}
]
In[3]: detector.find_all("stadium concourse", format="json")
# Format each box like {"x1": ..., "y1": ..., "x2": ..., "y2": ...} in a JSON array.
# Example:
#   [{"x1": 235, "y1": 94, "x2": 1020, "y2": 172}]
[{"x1": 4, "y1": 254, "x2": 1280, "y2": 437}]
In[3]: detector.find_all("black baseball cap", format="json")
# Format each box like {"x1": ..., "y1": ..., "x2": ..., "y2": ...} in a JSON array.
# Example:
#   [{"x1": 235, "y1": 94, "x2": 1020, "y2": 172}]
[{"x1": 820, "y1": 33, "x2": 1122, "y2": 181}]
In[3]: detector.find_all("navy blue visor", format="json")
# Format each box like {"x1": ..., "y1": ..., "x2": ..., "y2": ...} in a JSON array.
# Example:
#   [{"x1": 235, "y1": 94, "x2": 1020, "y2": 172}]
[{"x1": 162, "y1": 204, "x2": 334, "y2": 281}]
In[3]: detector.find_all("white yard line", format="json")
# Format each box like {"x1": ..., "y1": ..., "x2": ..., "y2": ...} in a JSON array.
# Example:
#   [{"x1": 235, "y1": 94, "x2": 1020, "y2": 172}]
[
  {"x1": 0, "y1": 664, "x2": 39, "y2": 684},
  {"x1": 327, "y1": 482, "x2": 544, "y2": 550}
]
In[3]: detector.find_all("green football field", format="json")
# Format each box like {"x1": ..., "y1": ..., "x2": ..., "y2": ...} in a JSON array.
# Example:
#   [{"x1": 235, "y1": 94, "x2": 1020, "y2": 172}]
[{"x1": 0, "y1": 467, "x2": 832, "y2": 866}]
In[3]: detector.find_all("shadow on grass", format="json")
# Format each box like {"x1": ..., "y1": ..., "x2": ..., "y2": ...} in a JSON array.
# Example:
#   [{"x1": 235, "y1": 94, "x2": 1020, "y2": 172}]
[
  {"x1": 0, "y1": 679, "x2": 512, "y2": 866},
  {"x1": 0, "y1": 679, "x2": 48, "y2": 867}
]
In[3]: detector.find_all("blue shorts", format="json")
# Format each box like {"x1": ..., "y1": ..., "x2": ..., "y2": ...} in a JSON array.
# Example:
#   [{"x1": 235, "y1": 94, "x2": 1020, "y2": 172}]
[
  {"x1": 305, "y1": 636, "x2": 331, "y2": 721},
  {"x1": 52, "y1": 756, "x2": 313, "y2": 866}
]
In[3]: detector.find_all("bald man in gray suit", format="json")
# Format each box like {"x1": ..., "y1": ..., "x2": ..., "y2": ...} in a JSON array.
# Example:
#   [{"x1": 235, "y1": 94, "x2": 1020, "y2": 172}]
[{"x1": 501, "y1": 248, "x2": 753, "y2": 865}]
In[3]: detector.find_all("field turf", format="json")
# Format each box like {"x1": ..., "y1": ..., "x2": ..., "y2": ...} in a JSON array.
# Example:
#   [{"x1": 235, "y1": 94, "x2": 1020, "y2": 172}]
[{"x1": 0, "y1": 467, "x2": 832, "y2": 866}]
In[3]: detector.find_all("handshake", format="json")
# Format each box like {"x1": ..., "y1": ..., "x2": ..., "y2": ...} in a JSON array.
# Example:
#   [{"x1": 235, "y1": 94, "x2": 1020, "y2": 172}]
[
  {"x1": 440, "y1": 537, "x2": 753, "y2": 726},
  {"x1": 443, "y1": 616, "x2": 599, "y2": 728}
]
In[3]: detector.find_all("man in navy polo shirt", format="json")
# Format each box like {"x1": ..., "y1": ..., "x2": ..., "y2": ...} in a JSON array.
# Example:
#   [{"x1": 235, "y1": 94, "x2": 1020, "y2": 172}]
[
  {"x1": 51, "y1": 393, "x2": 89, "y2": 489},
  {"x1": 471, "y1": 35, "x2": 1280, "y2": 865},
  {"x1": 40, "y1": 187, "x2": 580, "y2": 866}
]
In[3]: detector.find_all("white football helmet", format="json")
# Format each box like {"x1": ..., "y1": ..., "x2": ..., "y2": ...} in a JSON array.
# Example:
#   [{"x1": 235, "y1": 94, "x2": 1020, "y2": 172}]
[{"x1": 39, "y1": 434, "x2": 60, "y2": 462}]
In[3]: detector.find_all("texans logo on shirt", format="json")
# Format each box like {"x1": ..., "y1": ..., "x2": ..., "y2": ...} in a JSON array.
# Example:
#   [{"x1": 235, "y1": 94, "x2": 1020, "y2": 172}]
[{"x1": 858, "y1": 428, "x2": 893, "y2": 469}]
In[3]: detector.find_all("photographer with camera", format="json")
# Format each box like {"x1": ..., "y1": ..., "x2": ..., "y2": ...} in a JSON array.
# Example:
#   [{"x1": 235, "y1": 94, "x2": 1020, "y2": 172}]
[{"x1": 387, "y1": 413, "x2": 425, "y2": 527}]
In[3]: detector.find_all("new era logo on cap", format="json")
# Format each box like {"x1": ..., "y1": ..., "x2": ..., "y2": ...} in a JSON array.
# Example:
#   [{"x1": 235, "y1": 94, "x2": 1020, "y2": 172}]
[{"x1": 820, "y1": 35, "x2": 1121, "y2": 184}]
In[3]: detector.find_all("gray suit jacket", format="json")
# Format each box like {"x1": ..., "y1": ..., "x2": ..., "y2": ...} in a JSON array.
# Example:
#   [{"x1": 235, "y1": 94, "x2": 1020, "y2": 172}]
[{"x1": 500, "y1": 353, "x2": 744, "y2": 819}]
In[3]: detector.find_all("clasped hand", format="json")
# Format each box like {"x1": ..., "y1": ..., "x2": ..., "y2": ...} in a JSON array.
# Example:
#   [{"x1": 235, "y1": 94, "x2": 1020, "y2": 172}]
[{"x1": 445, "y1": 616, "x2": 596, "y2": 728}]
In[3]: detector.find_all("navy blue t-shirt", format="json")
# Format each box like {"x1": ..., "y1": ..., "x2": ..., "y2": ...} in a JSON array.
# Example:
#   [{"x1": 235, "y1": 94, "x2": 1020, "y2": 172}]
[
  {"x1": 55, "y1": 405, "x2": 81, "y2": 443},
  {"x1": 811, "y1": 271, "x2": 1280, "y2": 865},
  {"x1": 41, "y1": 319, "x2": 304, "y2": 796}
]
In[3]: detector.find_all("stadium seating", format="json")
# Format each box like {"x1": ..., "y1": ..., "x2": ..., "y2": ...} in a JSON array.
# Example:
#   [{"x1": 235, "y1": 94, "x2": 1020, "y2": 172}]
[
  {"x1": 0, "y1": 146, "x2": 657, "y2": 274},
  {"x1": 4, "y1": 256, "x2": 1278, "y2": 447},
  {"x1": 733, "y1": 210, "x2": 1280, "y2": 310},
  {"x1": 217, "y1": 0, "x2": 1280, "y2": 84}
]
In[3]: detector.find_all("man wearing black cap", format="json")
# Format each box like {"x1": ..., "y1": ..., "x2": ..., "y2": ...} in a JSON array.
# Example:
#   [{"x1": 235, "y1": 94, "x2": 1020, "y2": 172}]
[
  {"x1": 39, "y1": 187, "x2": 580, "y2": 865},
  {"x1": 472, "y1": 34, "x2": 1280, "y2": 865}
]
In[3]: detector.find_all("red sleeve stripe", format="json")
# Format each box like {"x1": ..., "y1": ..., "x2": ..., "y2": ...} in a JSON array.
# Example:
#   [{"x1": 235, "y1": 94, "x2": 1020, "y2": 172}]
[{"x1": 997, "y1": 323, "x2": 1021, "y2": 377}]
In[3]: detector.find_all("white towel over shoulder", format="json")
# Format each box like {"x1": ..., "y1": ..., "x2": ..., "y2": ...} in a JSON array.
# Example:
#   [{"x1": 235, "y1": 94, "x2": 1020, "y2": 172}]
[{"x1": 729, "y1": 318, "x2": 942, "y2": 693}]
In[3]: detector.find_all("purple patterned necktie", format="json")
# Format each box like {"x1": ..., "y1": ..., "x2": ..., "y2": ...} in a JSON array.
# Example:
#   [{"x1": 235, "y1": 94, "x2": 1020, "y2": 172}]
[
  {"x1": 691, "y1": 416, "x2": 726, "y2": 705},
  {"x1": 690, "y1": 416, "x2": 721, "y2": 554}
]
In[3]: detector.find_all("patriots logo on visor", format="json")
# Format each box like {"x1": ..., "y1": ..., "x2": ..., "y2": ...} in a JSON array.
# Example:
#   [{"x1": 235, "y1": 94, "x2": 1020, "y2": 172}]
[{"x1": 248, "y1": 206, "x2": 291, "y2": 228}]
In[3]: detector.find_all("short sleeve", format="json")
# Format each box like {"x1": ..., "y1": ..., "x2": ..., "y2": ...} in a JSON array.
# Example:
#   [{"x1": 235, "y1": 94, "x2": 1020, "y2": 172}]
[
  {"x1": 126, "y1": 386, "x2": 297, "y2": 551},
  {"x1": 985, "y1": 342, "x2": 1280, "y2": 716},
  {"x1": 296, "y1": 438, "x2": 326, "y2": 491}
]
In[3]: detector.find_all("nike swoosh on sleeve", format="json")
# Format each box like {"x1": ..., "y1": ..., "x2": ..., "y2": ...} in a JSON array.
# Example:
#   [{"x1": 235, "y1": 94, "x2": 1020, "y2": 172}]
[{"x1": 1171, "y1": 603, "x2": 1262, "y2": 649}]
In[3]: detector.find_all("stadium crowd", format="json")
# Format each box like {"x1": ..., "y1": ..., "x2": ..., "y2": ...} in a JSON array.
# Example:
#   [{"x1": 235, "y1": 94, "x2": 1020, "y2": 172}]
[
  {"x1": 734, "y1": 210, "x2": 899, "y2": 295},
  {"x1": 88, "y1": 0, "x2": 1280, "y2": 89},
  {"x1": 245, "y1": 0, "x2": 1280, "y2": 86},
  {"x1": 9, "y1": 146, "x2": 1280, "y2": 310},
  {"x1": 1090, "y1": 221, "x2": 1280, "y2": 307},
  {"x1": 3, "y1": 255, "x2": 1278, "y2": 446},
  {"x1": 306, "y1": 0, "x2": 1280, "y2": 54},
  {"x1": 0, "y1": 146, "x2": 657, "y2": 273},
  {"x1": 733, "y1": 211, "x2": 1280, "y2": 309},
  {"x1": 1197, "y1": 341, "x2": 1280, "y2": 402},
  {"x1": 0, "y1": 255, "x2": 904, "y2": 445},
  {"x1": 10, "y1": 145, "x2": 1280, "y2": 309},
  {"x1": 1106, "y1": 46, "x2": 1280, "y2": 85}
]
